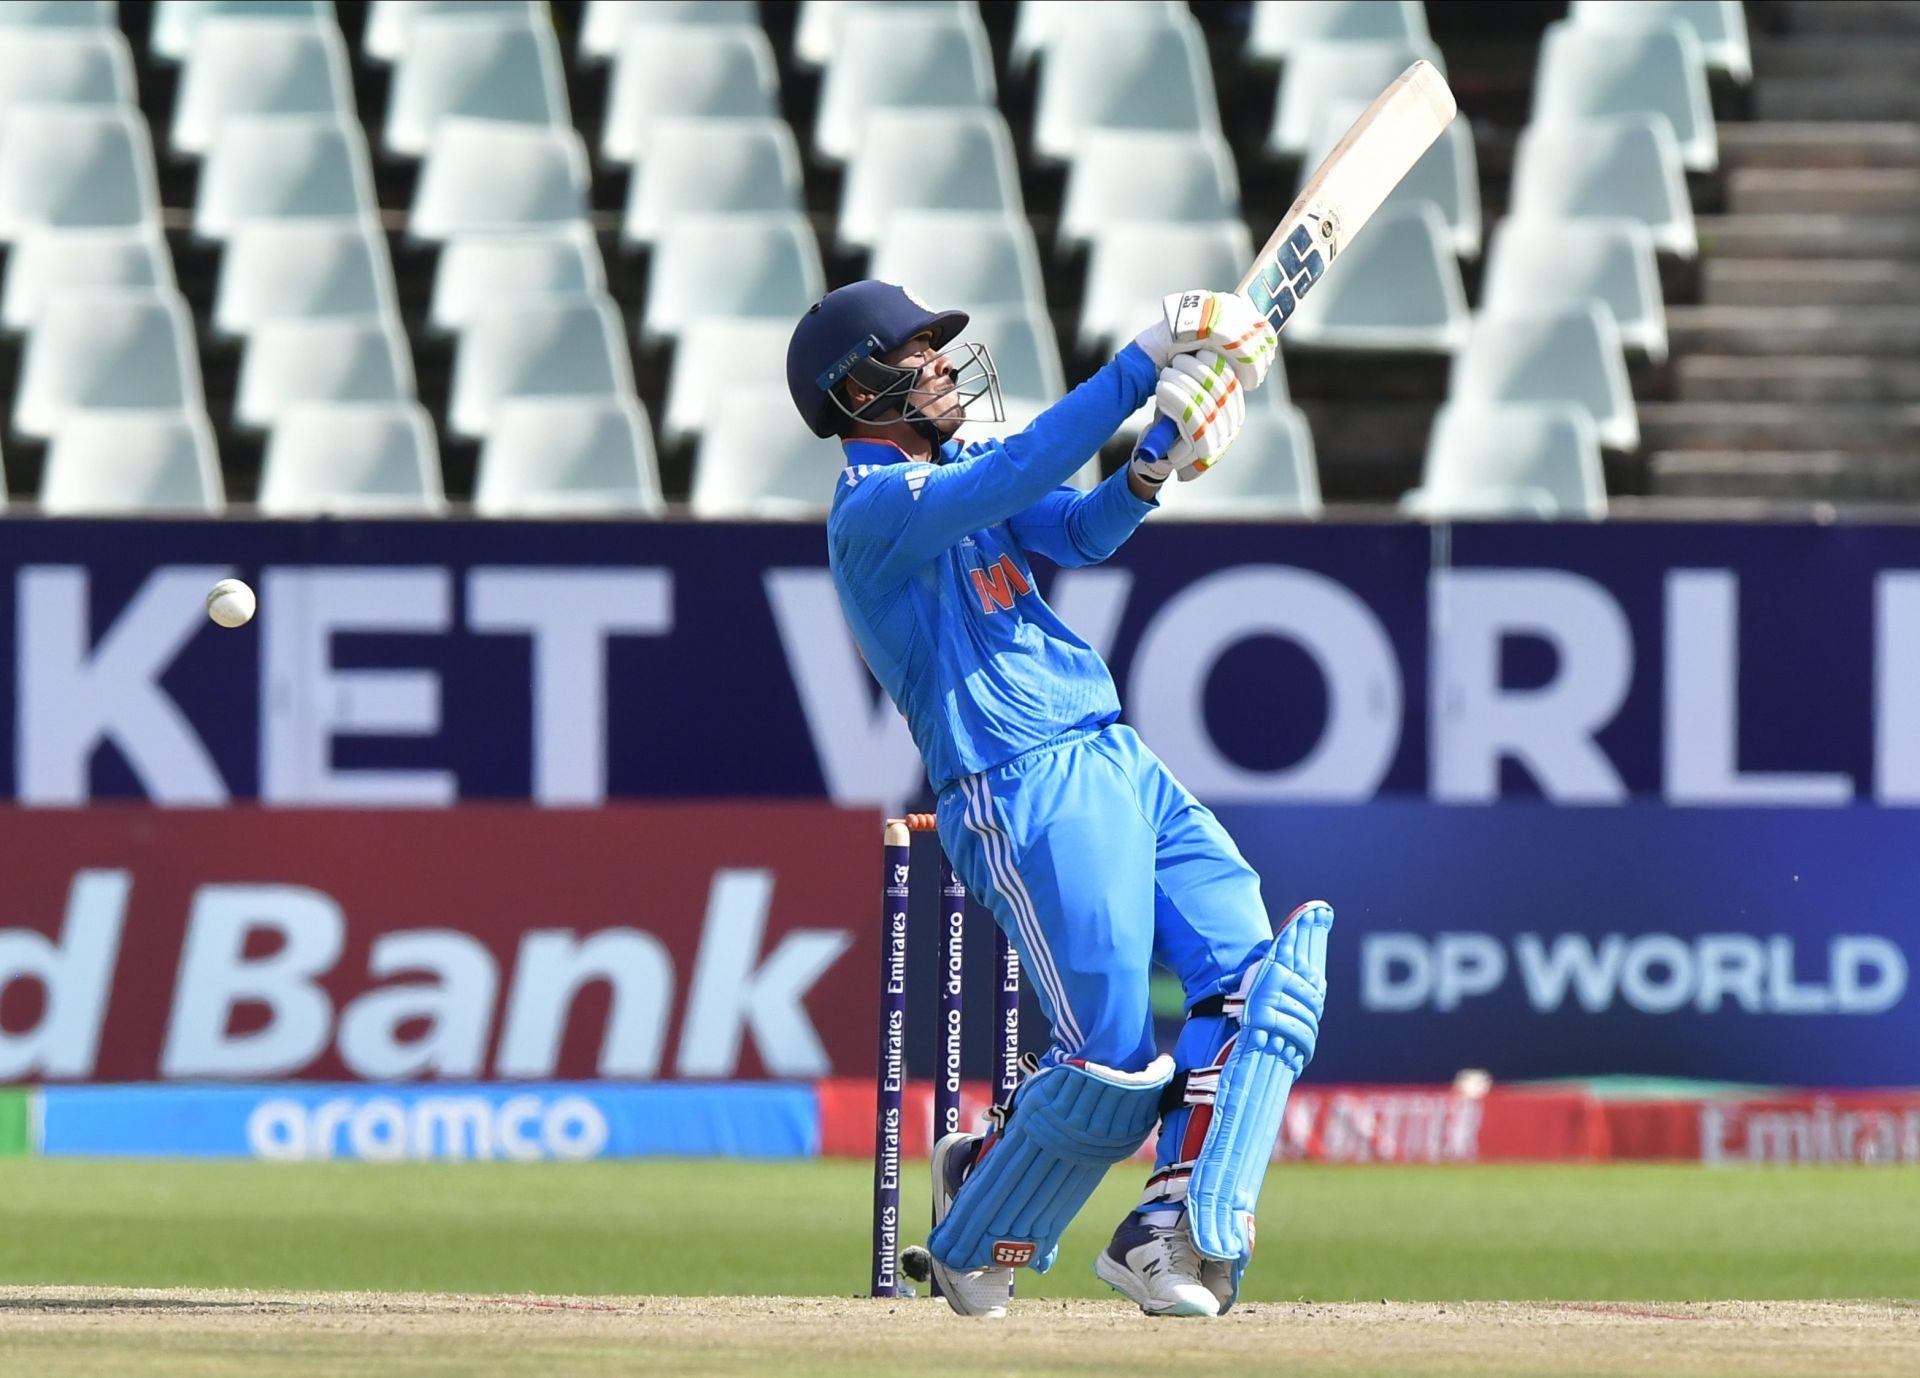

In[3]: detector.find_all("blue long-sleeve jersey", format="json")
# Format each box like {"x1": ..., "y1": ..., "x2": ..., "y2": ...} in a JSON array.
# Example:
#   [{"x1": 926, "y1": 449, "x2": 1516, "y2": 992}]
[{"x1": 827, "y1": 343, "x2": 1161, "y2": 793}]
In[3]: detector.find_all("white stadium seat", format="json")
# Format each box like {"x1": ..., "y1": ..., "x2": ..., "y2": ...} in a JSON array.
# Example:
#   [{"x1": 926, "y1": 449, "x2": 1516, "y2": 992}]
[
  {"x1": 260, "y1": 401, "x2": 446, "y2": 516},
  {"x1": 410, "y1": 118, "x2": 590, "y2": 241},
  {"x1": 581, "y1": 0, "x2": 761, "y2": 64},
  {"x1": 1283, "y1": 203, "x2": 1469, "y2": 355},
  {"x1": 796, "y1": 0, "x2": 975, "y2": 70},
  {"x1": 838, "y1": 109, "x2": 1021, "y2": 252},
  {"x1": 1, "y1": 1, "x2": 119, "y2": 31},
  {"x1": 1508, "y1": 116, "x2": 1697, "y2": 259},
  {"x1": 3, "y1": 223, "x2": 174, "y2": 332},
  {"x1": 151, "y1": 0, "x2": 333, "y2": 64},
  {"x1": 1058, "y1": 129, "x2": 1240, "y2": 254},
  {"x1": 0, "y1": 106, "x2": 160, "y2": 242},
  {"x1": 1531, "y1": 19, "x2": 1717, "y2": 173},
  {"x1": 1268, "y1": 40, "x2": 1445, "y2": 158},
  {"x1": 1405, "y1": 403, "x2": 1608, "y2": 520},
  {"x1": 642, "y1": 212, "x2": 824, "y2": 344},
  {"x1": 430, "y1": 221, "x2": 604, "y2": 334},
  {"x1": 665, "y1": 316, "x2": 794, "y2": 445},
  {"x1": 625, "y1": 117, "x2": 803, "y2": 249},
  {"x1": 1078, "y1": 220, "x2": 1254, "y2": 354},
  {"x1": 1010, "y1": 0, "x2": 1185, "y2": 74},
  {"x1": 1481, "y1": 219, "x2": 1668, "y2": 363},
  {"x1": 601, "y1": 24, "x2": 778, "y2": 167},
  {"x1": 194, "y1": 114, "x2": 374, "y2": 241},
  {"x1": 0, "y1": 27, "x2": 135, "y2": 115},
  {"x1": 15, "y1": 288, "x2": 203, "y2": 438},
  {"x1": 235, "y1": 314, "x2": 416, "y2": 430},
  {"x1": 1571, "y1": 0, "x2": 1752, "y2": 85},
  {"x1": 1451, "y1": 304, "x2": 1640, "y2": 452},
  {"x1": 869, "y1": 211, "x2": 1046, "y2": 311},
  {"x1": 172, "y1": 17, "x2": 355, "y2": 157},
  {"x1": 450, "y1": 292, "x2": 637, "y2": 438},
  {"x1": 476, "y1": 396, "x2": 665, "y2": 517},
  {"x1": 814, "y1": 8, "x2": 996, "y2": 164},
  {"x1": 214, "y1": 218, "x2": 398, "y2": 339},
  {"x1": 691, "y1": 386, "x2": 850, "y2": 519},
  {"x1": 1245, "y1": 0, "x2": 1431, "y2": 66},
  {"x1": 364, "y1": 0, "x2": 539, "y2": 65},
  {"x1": 1033, "y1": 11, "x2": 1220, "y2": 163},
  {"x1": 41, "y1": 409, "x2": 224, "y2": 515},
  {"x1": 1304, "y1": 103, "x2": 1481, "y2": 258},
  {"x1": 1152, "y1": 396, "x2": 1320, "y2": 521},
  {"x1": 385, "y1": 14, "x2": 569, "y2": 159}
]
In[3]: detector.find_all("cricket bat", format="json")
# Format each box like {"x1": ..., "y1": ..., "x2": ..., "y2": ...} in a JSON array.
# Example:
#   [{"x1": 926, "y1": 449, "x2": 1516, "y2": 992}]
[{"x1": 1133, "y1": 59, "x2": 1458, "y2": 472}]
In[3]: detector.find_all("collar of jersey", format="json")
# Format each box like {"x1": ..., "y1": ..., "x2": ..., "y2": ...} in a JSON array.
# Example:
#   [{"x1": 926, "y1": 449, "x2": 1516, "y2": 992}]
[{"x1": 842, "y1": 437, "x2": 962, "y2": 467}]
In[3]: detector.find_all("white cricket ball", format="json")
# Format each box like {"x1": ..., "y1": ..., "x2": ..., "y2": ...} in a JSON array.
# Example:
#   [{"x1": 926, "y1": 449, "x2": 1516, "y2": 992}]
[{"x1": 206, "y1": 577, "x2": 256, "y2": 629}]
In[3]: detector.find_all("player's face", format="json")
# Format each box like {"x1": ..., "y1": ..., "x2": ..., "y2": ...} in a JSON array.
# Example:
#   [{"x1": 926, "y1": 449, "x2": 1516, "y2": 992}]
[{"x1": 882, "y1": 333, "x2": 964, "y2": 434}]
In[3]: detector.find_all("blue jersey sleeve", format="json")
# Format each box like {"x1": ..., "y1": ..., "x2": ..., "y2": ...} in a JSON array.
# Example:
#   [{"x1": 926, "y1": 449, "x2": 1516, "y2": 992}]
[
  {"x1": 1007, "y1": 466, "x2": 1156, "y2": 568},
  {"x1": 835, "y1": 345, "x2": 1159, "y2": 583}
]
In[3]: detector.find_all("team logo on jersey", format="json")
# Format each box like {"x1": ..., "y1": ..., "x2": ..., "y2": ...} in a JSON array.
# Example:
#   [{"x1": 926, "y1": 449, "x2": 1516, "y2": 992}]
[{"x1": 970, "y1": 554, "x2": 1032, "y2": 614}]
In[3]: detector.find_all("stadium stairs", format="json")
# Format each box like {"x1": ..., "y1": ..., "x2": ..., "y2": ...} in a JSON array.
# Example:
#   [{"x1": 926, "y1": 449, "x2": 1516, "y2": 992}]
[{"x1": 1646, "y1": 0, "x2": 1920, "y2": 507}]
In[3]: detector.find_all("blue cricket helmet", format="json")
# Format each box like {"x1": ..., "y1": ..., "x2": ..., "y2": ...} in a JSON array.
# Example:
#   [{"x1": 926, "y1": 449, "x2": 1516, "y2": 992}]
[{"x1": 787, "y1": 280, "x2": 970, "y2": 437}]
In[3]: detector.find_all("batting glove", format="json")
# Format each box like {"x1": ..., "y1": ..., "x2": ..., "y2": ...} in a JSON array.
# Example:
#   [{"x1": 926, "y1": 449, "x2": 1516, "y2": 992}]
[
  {"x1": 1131, "y1": 291, "x2": 1279, "y2": 391},
  {"x1": 1145, "y1": 351, "x2": 1245, "y2": 481}
]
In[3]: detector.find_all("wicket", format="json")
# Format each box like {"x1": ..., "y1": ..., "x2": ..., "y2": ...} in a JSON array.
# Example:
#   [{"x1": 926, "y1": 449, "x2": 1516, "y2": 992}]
[{"x1": 869, "y1": 814, "x2": 1021, "y2": 1299}]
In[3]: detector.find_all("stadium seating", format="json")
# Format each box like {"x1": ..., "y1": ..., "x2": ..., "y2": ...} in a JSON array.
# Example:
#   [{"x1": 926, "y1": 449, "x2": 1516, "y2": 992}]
[
  {"x1": 3, "y1": 223, "x2": 173, "y2": 332},
  {"x1": 1078, "y1": 221, "x2": 1254, "y2": 354},
  {"x1": 449, "y1": 292, "x2": 636, "y2": 438},
  {"x1": 1268, "y1": 40, "x2": 1445, "y2": 158},
  {"x1": 1531, "y1": 20, "x2": 1717, "y2": 173},
  {"x1": 664, "y1": 317, "x2": 795, "y2": 445},
  {"x1": 1244, "y1": 0, "x2": 1431, "y2": 65},
  {"x1": 15, "y1": 288, "x2": 203, "y2": 438},
  {"x1": 259, "y1": 401, "x2": 446, "y2": 516},
  {"x1": 214, "y1": 218, "x2": 397, "y2": 339},
  {"x1": 1152, "y1": 397, "x2": 1322, "y2": 520},
  {"x1": 409, "y1": 118, "x2": 589, "y2": 241},
  {"x1": 1010, "y1": 0, "x2": 1185, "y2": 74},
  {"x1": 1450, "y1": 304, "x2": 1640, "y2": 452},
  {"x1": 1032, "y1": 10, "x2": 1219, "y2": 164},
  {"x1": 867, "y1": 211, "x2": 1046, "y2": 310},
  {"x1": 837, "y1": 109, "x2": 1022, "y2": 252},
  {"x1": 235, "y1": 314, "x2": 415, "y2": 431},
  {"x1": 194, "y1": 114, "x2": 374, "y2": 240},
  {"x1": 814, "y1": 8, "x2": 996, "y2": 164},
  {"x1": 601, "y1": 23, "x2": 779, "y2": 167},
  {"x1": 1, "y1": 1, "x2": 119, "y2": 31},
  {"x1": 627, "y1": 118, "x2": 803, "y2": 249},
  {"x1": 1480, "y1": 220, "x2": 1668, "y2": 363},
  {"x1": 1282, "y1": 203, "x2": 1469, "y2": 355},
  {"x1": 475, "y1": 397, "x2": 665, "y2": 517},
  {"x1": 0, "y1": 27, "x2": 136, "y2": 114},
  {"x1": 1405, "y1": 404, "x2": 1608, "y2": 520},
  {"x1": 964, "y1": 304, "x2": 1068, "y2": 413},
  {"x1": 796, "y1": 0, "x2": 975, "y2": 70},
  {"x1": 151, "y1": 1, "x2": 335, "y2": 64},
  {"x1": 429, "y1": 222, "x2": 605, "y2": 334},
  {"x1": 691, "y1": 387, "x2": 850, "y2": 519},
  {"x1": 385, "y1": 13, "x2": 568, "y2": 159},
  {"x1": 0, "y1": 106, "x2": 159, "y2": 242},
  {"x1": 364, "y1": 0, "x2": 539, "y2": 66},
  {"x1": 642, "y1": 212, "x2": 824, "y2": 344},
  {"x1": 580, "y1": 1, "x2": 761, "y2": 65},
  {"x1": 40, "y1": 409, "x2": 224, "y2": 514},
  {"x1": 171, "y1": 16, "x2": 355, "y2": 157},
  {"x1": 1507, "y1": 117, "x2": 1698, "y2": 259},
  {"x1": 1569, "y1": 0, "x2": 1751, "y2": 85},
  {"x1": 1057, "y1": 130, "x2": 1240, "y2": 255}
]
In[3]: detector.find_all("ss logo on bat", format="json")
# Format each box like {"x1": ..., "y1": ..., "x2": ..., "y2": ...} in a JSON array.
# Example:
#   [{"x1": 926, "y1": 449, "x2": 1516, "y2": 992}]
[{"x1": 1249, "y1": 224, "x2": 1326, "y2": 332}]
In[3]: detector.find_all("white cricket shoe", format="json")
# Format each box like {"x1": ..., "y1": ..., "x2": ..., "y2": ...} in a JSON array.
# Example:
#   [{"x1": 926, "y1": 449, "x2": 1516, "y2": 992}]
[
  {"x1": 1093, "y1": 1211, "x2": 1221, "y2": 1318},
  {"x1": 926, "y1": 1131, "x2": 1014, "y2": 1318}
]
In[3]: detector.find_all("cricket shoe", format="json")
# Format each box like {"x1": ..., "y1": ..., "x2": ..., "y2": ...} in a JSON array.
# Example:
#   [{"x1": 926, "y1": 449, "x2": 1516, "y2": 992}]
[
  {"x1": 926, "y1": 1131, "x2": 1014, "y2": 1318},
  {"x1": 1093, "y1": 1211, "x2": 1221, "y2": 1318}
]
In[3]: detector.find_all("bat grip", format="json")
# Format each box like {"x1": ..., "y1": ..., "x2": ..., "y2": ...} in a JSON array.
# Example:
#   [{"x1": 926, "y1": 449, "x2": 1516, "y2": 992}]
[{"x1": 1132, "y1": 415, "x2": 1178, "y2": 468}]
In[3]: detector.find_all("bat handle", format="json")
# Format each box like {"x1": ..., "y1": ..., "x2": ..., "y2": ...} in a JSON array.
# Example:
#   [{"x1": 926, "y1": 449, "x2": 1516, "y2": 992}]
[{"x1": 1132, "y1": 415, "x2": 1178, "y2": 468}]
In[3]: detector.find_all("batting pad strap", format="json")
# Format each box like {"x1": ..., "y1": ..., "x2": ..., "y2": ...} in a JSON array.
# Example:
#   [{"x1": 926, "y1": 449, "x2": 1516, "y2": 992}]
[
  {"x1": 928, "y1": 1054, "x2": 1175, "y2": 1275},
  {"x1": 1188, "y1": 903, "x2": 1334, "y2": 1278}
]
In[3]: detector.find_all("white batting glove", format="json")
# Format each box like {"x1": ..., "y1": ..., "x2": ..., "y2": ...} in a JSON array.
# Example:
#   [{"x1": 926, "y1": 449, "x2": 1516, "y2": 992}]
[
  {"x1": 1154, "y1": 351, "x2": 1245, "y2": 478},
  {"x1": 1131, "y1": 291, "x2": 1279, "y2": 391}
]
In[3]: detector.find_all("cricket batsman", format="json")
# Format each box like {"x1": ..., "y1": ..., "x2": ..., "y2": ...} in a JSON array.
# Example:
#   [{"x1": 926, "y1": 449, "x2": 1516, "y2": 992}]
[{"x1": 786, "y1": 281, "x2": 1334, "y2": 1319}]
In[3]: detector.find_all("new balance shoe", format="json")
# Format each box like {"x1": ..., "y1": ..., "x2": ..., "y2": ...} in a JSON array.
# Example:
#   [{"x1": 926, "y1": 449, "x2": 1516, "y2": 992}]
[
  {"x1": 926, "y1": 1131, "x2": 1014, "y2": 1318},
  {"x1": 1093, "y1": 1210, "x2": 1221, "y2": 1318}
]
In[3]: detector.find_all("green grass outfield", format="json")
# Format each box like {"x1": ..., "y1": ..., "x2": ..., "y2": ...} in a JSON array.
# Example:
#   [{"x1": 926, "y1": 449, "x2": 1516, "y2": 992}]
[{"x1": 1, "y1": 1159, "x2": 1916, "y2": 1301}]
